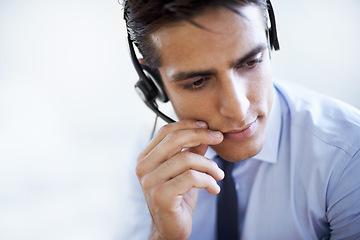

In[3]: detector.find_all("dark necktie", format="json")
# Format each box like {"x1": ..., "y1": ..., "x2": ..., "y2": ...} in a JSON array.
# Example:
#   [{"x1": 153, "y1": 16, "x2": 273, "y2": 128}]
[{"x1": 216, "y1": 157, "x2": 239, "y2": 240}]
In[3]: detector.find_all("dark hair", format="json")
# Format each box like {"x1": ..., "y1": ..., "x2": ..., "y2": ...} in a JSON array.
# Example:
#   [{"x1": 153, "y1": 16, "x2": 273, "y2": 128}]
[{"x1": 123, "y1": 0, "x2": 268, "y2": 68}]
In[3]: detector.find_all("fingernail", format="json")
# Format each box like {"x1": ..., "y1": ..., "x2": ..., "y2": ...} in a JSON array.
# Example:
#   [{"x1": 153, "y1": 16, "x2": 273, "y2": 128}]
[
  {"x1": 210, "y1": 131, "x2": 222, "y2": 138},
  {"x1": 195, "y1": 121, "x2": 208, "y2": 128}
]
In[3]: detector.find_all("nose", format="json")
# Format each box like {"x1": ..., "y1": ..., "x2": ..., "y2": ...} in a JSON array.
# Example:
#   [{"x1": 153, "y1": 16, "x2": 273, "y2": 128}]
[{"x1": 218, "y1": 74, "x2": 250, "y2": 122}]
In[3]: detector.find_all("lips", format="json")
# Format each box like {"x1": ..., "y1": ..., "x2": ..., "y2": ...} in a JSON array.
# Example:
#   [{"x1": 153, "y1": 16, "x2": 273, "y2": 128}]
[{"x1": 222, "y1": 119, "x2": 258, "y2": 142}]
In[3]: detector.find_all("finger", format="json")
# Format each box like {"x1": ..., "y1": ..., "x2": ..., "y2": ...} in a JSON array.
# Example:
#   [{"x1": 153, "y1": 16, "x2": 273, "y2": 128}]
[
  {"x1": 139, "y1": 119, "x2": 209, "y2": 160},
  {"x1": 166, "y1": 169, "x2": 221, "y2": 197},
  {"x1": 139, "y1": 128, "x2": 223, "y2": 175},
  {"x1": 151, "y1": 170, "x2": 221, "y2": 210},
  {"x1": 141, "y1": 151, "x2": 224, "y2": 190},
  {"x1": 154, "y1": 128, "x2": 223, "y2": 160}
]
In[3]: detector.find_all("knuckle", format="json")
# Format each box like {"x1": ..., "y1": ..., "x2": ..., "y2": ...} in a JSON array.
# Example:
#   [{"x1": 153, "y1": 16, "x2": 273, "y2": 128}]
[
  {"x1": 185, "y1": 135, "x2": 202, "y2": 146},
  {"x1": 157, "y1": 123, "x2": 172, "y2": 136},
  {"x1": 136, "y1": 154, "x2": 143, "y2": 165},
  {"x1": 152, "y1": 186, "x2": 166, "y2": 204},
  {"x1": 135, "y1": 162, "x2": 145, "y2": 178},
  {"x1": 136, "y1": 151, "x2": 146, "y2": 163},
  {"x1": 161, "y1": 158, "x2": 175, "y2": 172},
  {"x1": 192, "y1": 127, "x2": 207, "y2": 135},
  {"x1": 140, "y1": 175, "x2": 152, "y2": 191},
  {"x1": 189, "y1": 128, "x2": 211, "y2": 142},
  {"x1": 208, "y1": 159, "x2": 218, "y2": 170},
  {"x1": 179, "y1": 150, "x2": 193, "y2": 160},
  {"x1": 166, "y1": 130, "x2": 179, "y2": 141},
  {"x1": 185, "y1": 169, "x2": 199, "y2": 181},
  {"x1": 172, "y1": 151, "x2": 194, "y2": 170}
]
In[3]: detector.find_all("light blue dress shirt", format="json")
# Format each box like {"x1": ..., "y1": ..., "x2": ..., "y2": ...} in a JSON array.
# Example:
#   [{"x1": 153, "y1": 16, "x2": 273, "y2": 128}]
[{"x1": 124, "y1": 80, "x2": 360, "y2": 240}]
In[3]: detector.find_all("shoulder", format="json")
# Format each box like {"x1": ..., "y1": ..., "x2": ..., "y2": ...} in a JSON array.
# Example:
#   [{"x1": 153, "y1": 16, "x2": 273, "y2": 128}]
[{"x1": 274, "y1": 79, "x2": 360, "y2": 157}]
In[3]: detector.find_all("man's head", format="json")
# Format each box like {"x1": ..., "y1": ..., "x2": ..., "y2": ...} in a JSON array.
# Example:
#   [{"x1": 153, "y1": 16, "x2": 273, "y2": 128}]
[{"x1": 124, "y1": 0, "x2": 277, "y2": 162}]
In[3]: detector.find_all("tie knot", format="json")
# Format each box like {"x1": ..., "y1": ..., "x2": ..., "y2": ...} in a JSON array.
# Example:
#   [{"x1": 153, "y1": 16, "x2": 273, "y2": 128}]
[{"x1": 217, "y1": 156, "x2": 235, "y2": 175}]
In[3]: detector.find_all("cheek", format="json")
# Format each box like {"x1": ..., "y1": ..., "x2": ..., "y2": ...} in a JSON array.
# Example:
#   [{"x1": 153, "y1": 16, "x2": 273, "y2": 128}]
[
  {"x1": 161, "y1": 75, "x2": 217, "y2": 121},
  {"x1": 249, "y1": 65, "x2": 273, "y2": 109},
  {"x1": 168, "y1": 93, "x2": 214, "y2": 120}
]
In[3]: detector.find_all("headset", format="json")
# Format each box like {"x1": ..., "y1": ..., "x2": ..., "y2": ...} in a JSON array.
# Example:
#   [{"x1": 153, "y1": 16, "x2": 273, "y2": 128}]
[{"x1": 125, "y1": 0, "x2": 280, "y2": 124}]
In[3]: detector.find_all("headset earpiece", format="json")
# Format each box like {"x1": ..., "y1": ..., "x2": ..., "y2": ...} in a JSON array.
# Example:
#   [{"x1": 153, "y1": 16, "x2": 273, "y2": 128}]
[
  {"x1": 127, "y1": 36, "x2": 169, "y2": 103},
  {"x1": 127, "y1": 36, "x2": 174, "y2": 123},
  {"x1": 140, "y1": 65, "x2": 169, "y2": 103},
  {"x1": 134, "y1": 77, "x2": 157, "y2": 103}
]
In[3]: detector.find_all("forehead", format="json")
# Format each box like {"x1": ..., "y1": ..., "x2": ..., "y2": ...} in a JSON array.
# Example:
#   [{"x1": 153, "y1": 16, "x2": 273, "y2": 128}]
[{"x1": 151, "y1": 5, "x2": 267, "y2": 70}]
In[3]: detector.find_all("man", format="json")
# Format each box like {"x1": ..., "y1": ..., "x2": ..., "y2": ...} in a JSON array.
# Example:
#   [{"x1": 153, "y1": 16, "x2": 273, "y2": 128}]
[{"x1": 123, "y1": 0, "x2": 360, "y2": 239}]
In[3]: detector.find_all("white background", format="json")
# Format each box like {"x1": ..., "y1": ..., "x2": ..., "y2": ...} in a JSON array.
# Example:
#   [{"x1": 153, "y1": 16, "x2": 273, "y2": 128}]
[{"x1": 0, "y1": 0, "x2": 359, "y2": 239}]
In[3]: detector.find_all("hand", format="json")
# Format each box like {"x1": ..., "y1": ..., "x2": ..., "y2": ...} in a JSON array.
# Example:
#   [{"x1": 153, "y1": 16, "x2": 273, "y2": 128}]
[{"x1": 136, "y1": 119, "x2": 224, "y2": 240}]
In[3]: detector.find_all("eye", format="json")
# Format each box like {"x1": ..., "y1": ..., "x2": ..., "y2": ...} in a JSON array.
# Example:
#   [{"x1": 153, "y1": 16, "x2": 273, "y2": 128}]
[
  {"x1": 236, "y1": 53, "x2": 264, "y2": 70},
  {"x1": 245, "y1": 58, "x2": 263, "y2": 68},
  {"x1": 183, "y1": 77, "x2": 208, "y2": 90}
]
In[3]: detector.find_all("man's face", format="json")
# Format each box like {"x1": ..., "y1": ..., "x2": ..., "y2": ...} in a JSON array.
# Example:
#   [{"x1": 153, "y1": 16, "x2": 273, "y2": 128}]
[{"x1": 152, "y1": 5, "x2": 274, "y2": 162}]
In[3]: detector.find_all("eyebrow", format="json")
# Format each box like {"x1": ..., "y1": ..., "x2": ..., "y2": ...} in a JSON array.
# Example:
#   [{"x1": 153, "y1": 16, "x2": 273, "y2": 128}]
[
  {"x1": 170, "y1": 43, "x2": 267, "y2": 83},
  {"x1": 230, "y1": 43, "x2": 267, "y2": 69},
  {"x1": 170, "y1": 69, "x2": 217, "y2": 83}
]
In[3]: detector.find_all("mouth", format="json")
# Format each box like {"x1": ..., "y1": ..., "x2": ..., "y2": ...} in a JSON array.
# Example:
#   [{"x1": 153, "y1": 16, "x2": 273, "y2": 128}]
[{"x1": 222, "y1": 118, "x2": 258, "y2": 142}]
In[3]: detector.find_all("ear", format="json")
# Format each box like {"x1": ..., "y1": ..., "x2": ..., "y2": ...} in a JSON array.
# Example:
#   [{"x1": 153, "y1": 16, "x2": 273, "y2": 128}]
[{"x1": 138, "y1": 58, "x2": 146, "y2": 65}]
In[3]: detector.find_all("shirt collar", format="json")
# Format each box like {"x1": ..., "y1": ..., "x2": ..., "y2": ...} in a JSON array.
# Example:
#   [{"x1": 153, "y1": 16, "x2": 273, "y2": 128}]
[{"x1": 205, "y1": 87, "x2": 282, "y2": 164}]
